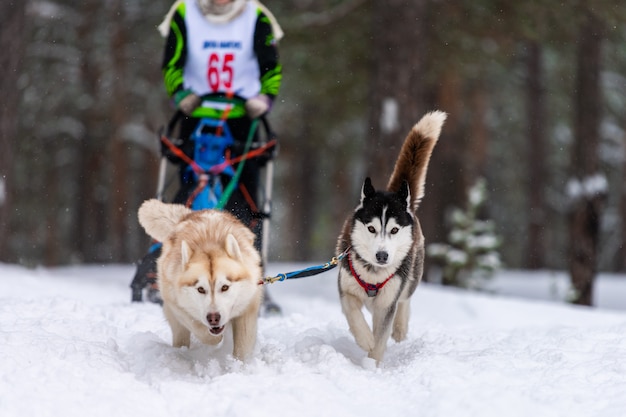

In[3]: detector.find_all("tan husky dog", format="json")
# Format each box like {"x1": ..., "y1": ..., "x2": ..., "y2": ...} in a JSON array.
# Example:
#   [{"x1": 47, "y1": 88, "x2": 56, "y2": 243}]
[{"x1": 138, "y1": 199, "x2": 263, "y2": 360}]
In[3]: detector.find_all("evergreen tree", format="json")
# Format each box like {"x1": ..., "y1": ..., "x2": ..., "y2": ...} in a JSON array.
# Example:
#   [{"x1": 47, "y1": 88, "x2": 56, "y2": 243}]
[{"x1": 427, "y1": 178, "x2": 502, "y2": 289}]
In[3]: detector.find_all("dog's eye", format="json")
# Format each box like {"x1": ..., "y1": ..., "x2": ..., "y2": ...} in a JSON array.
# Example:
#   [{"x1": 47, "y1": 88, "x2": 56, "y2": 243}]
[
  {"x1": 221, "y1": 285, "x2": 229, "y2": 292},
  {"x1": 390, "y1": 227, "x2": 399, "y2": 235},
  {"x1": 197, "y1": 287, "x2": 206, "y2": 294},
  {"x1": 368, "y1": 226, "x2": 376, "y2": 234}
]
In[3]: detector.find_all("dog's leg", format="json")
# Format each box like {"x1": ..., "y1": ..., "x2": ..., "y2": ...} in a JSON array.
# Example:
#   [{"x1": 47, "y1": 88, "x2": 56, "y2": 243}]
[
  {"x1": 341, "y1": 292, "x2": 375, "y2": 353},
  {"x1": 392, "y1": 300, "x2": 410, "y2": 342},
  {"x1": 163, "y1": 304, "x2": 191, "y2": 348},
  {"x1": 231, "y1": 297, "x2": 261, "y2": 360},
  {"x1": 369, "y1": 306, "x2": 397, "y2": 363}
]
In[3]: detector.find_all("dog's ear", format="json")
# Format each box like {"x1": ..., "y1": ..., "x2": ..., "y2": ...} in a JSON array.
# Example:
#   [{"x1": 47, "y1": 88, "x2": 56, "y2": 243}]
[
  {"x1": 181, "y1": 240, "x2": 191, "y2": 269},
  {"x1": 225, "y1": 234, "x2": 243, "y2": 261},
  {"x1": 361, "y1": 177, "x2": 376, "y2": 202},
  {"x1": 138, "y1": 199, "x2": 192, "y2": 242},
  {"x1": 398, "y1": 180, "x2": 411, "y2": 210}
]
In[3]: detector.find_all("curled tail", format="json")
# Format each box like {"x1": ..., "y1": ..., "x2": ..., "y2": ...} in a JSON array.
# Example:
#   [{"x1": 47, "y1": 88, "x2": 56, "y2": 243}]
[{"x1": 387, "y1": 111, "x2": 447, "y2": 211}]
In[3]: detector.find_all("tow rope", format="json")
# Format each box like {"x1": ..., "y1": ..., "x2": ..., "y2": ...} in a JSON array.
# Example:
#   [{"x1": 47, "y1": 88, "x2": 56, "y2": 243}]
[
  {"x1": 216, "y1": 117, "x2": 258, "y2": 209},
  {"x1": 259, "y1": 247, "x2": 351, "y2": 285}
]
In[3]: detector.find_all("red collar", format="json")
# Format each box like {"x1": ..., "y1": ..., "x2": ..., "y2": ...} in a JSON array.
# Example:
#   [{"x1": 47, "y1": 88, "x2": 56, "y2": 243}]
[{"x1": 347, "y1": 252, "x2": 395, "y2": 297}]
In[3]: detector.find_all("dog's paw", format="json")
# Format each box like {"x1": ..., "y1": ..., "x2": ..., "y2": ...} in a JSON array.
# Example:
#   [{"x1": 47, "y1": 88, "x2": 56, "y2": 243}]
[
  {"x1": 367, "y1": 349, "x2": 384, "y2": 365},
  {"x1": 392, "y1": 326, "x2": 408, "y2": 342}
]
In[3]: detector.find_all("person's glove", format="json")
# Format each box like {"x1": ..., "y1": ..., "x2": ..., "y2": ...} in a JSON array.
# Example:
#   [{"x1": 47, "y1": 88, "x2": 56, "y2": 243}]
[
  {"x1": 245, "y1": 94, "x2": 272, "y2": 119},
  {"x1": 174, "y1": 90, "x2": 201, "y2": 115}
]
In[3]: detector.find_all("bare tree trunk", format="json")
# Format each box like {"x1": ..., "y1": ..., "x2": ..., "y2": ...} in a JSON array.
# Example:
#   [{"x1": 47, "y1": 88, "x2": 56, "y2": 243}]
[
  {"x1": 75, "y1": 0, "x2": 108, "y2": 262},
  {"x1": 42, "y1": 164, "x2": 60, "y2": 265},
  {"x1": 468, "y1": 80, "x2": 489, "y2": 183},
  {"x1": 417, "y1": 3, "x2": 470, "y2": 281},
  {"x1": 109, "y1": 0, "x2": 130, "y2": 262},
  {"x1": 525, "y1": 41, "x2": 547, "y2": 269},
  {"x1": 0, "y1": 2, "x2": 26, "y2": 261},
  {"x1": 620, "y1": 147, "x2": 626, "y2": 271},
  {"x1": 424, "y1": 69, "x2": 468, "y2": 285},
  {"x1": 424, "y1": 71, "x2": 466, "y2": 221},
  {"x1": 567, "y1": 10, "x2": 605, "y2": 306},
  {"x1": 286, "y1": 102, "x2": 318, "y2": 261},
  {"x1": 365, "y1": 0, "x2": 427, "y2": 187}
]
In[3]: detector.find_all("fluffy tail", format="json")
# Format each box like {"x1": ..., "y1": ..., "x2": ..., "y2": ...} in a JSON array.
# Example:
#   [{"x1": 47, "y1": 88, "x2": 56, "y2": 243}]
[
  {"x1": 138, "y1": 199, "x2": 192, "y2": 243},
  {"x1": 386, "y1": 111, "x2": 447, "y2": 211}
]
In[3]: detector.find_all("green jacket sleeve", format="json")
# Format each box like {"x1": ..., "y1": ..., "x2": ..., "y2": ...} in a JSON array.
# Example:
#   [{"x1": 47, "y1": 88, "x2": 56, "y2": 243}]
[
  {"x1": 254, "y1": 10, "x2": 282, "y2": 99},
  {"x1": 161, "y1": 3, "x2": 187, "y2": 98}
]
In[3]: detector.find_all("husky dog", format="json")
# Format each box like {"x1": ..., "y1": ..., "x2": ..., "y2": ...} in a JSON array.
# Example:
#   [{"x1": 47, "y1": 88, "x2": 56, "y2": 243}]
[
  {"x1": 336, "y1": 111, "x2": 446, "y2": 364},
  {"x1": 138, "y1": 199, "x2": 263, "y2": 360}
]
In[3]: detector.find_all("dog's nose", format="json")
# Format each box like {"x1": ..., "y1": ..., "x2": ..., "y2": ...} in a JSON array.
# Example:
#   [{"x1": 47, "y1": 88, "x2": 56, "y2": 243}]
[
  {"x1": 375, "y1": 251, "x2": 388, "y2": 264},
  {"x1": 207, "y1": 312, "x2": 221, "y2": 326}
]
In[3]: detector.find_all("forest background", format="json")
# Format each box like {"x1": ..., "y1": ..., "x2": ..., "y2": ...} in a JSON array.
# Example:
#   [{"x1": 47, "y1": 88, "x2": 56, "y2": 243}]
[{"x1": 1, "y1": 1, "x2": 626, "y2": 305}]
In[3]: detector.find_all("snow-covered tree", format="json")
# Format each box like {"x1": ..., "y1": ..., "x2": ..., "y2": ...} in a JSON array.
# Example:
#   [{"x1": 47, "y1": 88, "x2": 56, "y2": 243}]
[{"x1": 427, "y1": 178, "x2": 502, "y2": 289}]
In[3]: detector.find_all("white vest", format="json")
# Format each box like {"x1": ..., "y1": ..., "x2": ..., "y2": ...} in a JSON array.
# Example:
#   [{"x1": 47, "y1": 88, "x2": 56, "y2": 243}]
[{"x1": 183, "y1": 0, "x2": 261, "y2": 99}]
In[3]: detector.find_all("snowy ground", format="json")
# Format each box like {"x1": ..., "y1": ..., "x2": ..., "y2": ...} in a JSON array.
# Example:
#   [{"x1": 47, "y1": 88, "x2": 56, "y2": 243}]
[{"x1": 1, "y1": 262, "x2": 625, "y2": 417}]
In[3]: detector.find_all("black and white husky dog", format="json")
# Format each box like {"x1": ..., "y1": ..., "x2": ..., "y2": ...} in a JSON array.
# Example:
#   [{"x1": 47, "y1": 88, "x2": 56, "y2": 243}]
[{"x1": 336, "y1": 111, "x2": 446, "y2": 364}]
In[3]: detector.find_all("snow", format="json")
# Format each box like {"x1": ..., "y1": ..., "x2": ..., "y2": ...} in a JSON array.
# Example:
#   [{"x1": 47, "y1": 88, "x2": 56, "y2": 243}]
[
  {"x1": 1, "y1": 262, "x2": 626, "y2": 417},
  {"x1": 566, "y1": 173, "x2": 608, "y2": 200},
  {"x1": 380, "y1": 97, "x2": 399, "y2": 134},
  {"x1": 0, "y1": 178, "x2": 5, "y2": 204}
]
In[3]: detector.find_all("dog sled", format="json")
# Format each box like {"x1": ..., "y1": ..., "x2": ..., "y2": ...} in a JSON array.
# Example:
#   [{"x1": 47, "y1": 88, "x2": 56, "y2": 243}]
[{"x1": 130, "y1": 94, "x2": 278, "y2": 308}]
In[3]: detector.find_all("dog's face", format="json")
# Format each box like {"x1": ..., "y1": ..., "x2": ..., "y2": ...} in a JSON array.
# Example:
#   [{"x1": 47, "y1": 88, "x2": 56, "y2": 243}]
[
  {"x1": 138, "y1": 199, "x2": 262, "y2": 338},
  {"x1": 351, "y1": 178, "x2": 414, "y2": 268},
  {"x1": 174, "y1": 236, "x2": 260, "y2": 337}
]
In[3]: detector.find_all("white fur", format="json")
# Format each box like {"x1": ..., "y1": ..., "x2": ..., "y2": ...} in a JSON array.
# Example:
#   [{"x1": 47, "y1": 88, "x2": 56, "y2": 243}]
[
  {"x1": 412, "y1": 111, "x2": 446, "y2": 146},
  {"x1": 350, "y1": 217, "x2": 413, "y2": 269}
]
